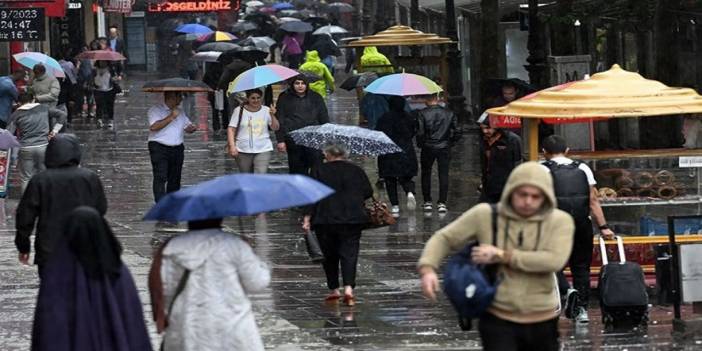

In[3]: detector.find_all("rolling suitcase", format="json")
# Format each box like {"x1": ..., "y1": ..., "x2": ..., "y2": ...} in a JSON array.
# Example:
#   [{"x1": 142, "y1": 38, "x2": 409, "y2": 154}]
[{"x1": 598, "y1": 235, "x2": 649, "y2": 329}]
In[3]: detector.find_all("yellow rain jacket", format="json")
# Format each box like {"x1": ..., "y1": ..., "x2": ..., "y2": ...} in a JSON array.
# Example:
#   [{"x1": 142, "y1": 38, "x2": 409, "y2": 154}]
[
  {"x1": 299, "y1": 50, "x2": 335, "y2": 98},
  {"x1": 360, "y1": 46, "x2": 393, "y2": 74}
]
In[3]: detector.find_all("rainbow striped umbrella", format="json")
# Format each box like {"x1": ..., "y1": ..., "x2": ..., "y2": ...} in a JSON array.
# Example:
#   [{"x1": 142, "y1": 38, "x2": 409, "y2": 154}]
[
  {"x1": 197, "y1": 31, "x2": 238, "y2": 42},
  {"x1": 13, "y1": 52, "x2": 65, "y2": 78},
  {"x1": 228, "y1": 64, "x2": 299, "y2": 94},
  {"x1": 364, "y1": 73, "x2": 442, "y2": 96}
]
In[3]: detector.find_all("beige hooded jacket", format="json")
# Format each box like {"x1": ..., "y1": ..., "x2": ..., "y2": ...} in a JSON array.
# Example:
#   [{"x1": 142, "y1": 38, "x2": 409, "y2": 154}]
[{"x1": 418, "y1": 162, "x2": 574, "y2": 323}]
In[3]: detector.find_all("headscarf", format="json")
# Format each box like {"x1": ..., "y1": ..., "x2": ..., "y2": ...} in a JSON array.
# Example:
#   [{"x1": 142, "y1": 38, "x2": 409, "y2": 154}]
[{"x1": 64, "y1": 206, "x2": 123, "y2": 279}]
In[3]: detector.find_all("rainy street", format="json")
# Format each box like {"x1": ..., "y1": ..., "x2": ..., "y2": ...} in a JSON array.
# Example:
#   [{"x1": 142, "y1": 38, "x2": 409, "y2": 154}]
[{"x1": 0, "y1": 71, "x2": 700, "y2": 350}]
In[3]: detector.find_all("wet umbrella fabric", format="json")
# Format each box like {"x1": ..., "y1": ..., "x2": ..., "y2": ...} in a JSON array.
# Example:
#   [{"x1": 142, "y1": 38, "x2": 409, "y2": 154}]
[
  {"x1": 297, "y1": 70, "x2": 322, "y2": 82},
  {"x1": 278, "y1": 17, "x2": 301, "y2": 23},
  {"x1": 196, "y1": 31, "x2": 237, "y2": 43},
  {"x1": 364, "y1": 73, "x2": 442, "y2": 96},
  {"x1": 228, "y1": 64, "x2": 299, "y2": 94},
  {"x1": 75, "y1": 50, "x2": 126, "y2": 61},
  {"x1": 197, "y1": 42, "x2": 240, "y2": 52},
  {"x1": 142, "y1": 78, "x2": 213, "y2": 92},
  {"x1": 272, "y1": 2, "x2": 295, "y2": 10},
  {"x1": 218, "y1": 46, "x2": 268, "y2": 65},
  {"x1": 289, "y1": 123, "x2": 402, "y2": 156},
  {"x1": 340, "y1": 72, "x2": 378, "y2": 91},
  {"x1": 231, "y1": 21, "x2": 258, "y2": 33},
  {"x1": 280, "y1": 21, "x2": 313, "y2": 33},
  {"x1": 325, "y1": 2, "x2": 354, "y2": 13},
  {"x1": 246, "y1": 0, "x2": 264, "y2": 7},
  {"x1": 175, "y1": 23, "x2": 213, "y2": 34},
  {"x1": 143, "y1": 174, "x2": 334, "y2": 221},
  {"x1": 13, "y1": 52, "x2": 65, "y2": 78},
  {"x1": 312, "y1": 25, "x2": 348, "y2": 35},
  {"x1": 190, "y1": 51, "x2": 222, "y2": 63},
  {"x1": 0, "y1": 129, "x2": 20, "y2": 149},
  {"x1": 238, "y1": 36, "x2": 276, "y2": 50}
]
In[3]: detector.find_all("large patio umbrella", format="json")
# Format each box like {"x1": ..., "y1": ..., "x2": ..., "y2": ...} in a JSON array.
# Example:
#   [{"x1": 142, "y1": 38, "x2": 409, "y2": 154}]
[{"x1": 487, "y1": 64, "x2": 702, "y2": 160}]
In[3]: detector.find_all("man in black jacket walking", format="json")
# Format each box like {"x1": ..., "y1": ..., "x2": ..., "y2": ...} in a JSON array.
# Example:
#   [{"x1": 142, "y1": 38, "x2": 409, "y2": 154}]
[
  {"x1": 275, "y1": 76, "x2": 329, "y2": 175},
  {"x1": 15, "y1": 134, "x2": 107, "y2": 272},
  {"x1": 478, "y1": 114, "x2": 523, "y2": 203},
  {"x1": 416, "y1": 95, "x2": 461, "y2": 213}
]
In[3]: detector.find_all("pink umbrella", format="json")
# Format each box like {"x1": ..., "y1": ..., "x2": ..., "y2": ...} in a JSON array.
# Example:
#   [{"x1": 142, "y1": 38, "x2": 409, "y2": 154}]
[{"x1": 75, "y1": 50, "x2": 127, "y2": 61}]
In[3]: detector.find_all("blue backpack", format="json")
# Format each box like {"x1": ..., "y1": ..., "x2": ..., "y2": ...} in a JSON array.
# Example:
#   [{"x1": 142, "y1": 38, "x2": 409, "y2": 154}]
[{"x1": 443, "y1": 204, "x2": 500, "y2": 330}]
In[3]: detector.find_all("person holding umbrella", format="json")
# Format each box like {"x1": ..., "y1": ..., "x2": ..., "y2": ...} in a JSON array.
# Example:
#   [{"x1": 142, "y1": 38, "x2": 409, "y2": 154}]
[
  {"x1": 93, "y1": 60, "x2": 119, "y2": 129},
  {"x1": 147, "y1": 91, "x2": 198, "y2": 212},
  {"x1": 302, "y1": 143, "x2": 374, "y2": 306},
  {"x1": 226, "y1": 88, "x2": 280, "y2": 173},
  {"x1": 275, "y1": 75, "x2": 329, "y2": 176}
]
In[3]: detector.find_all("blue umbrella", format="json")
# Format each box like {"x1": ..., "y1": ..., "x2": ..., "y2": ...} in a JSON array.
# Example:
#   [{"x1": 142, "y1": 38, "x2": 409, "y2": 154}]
[
  {"x1": 175, "y1": 23, "x2": 214, "y2": 35},
  {"x1": 272, "y1": 2, "x2": 295, "y2": 10},
  {"x1": 144, "y1": 174, "x2": 334, "y2": 221}
]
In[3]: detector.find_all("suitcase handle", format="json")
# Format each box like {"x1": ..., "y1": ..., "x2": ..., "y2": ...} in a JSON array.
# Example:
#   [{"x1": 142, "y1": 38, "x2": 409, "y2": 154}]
[{"x1": 598, "y1": 235, "x2": 626, "y2": 265}]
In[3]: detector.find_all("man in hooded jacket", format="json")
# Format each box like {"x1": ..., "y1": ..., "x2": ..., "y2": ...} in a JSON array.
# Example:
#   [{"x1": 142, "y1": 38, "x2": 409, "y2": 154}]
[
  {"x1": 419, "y1": 162, "x2": 574, "y2": 350},
  {"x1": 275, "y1": 76, "x2": 329, "y2": 175},
  {"x1": 299, "y1": 50, "x2": 335, "y2": 98},
  {"x1": 15, "y1": 134, "x2": 107, "y2": 272}
]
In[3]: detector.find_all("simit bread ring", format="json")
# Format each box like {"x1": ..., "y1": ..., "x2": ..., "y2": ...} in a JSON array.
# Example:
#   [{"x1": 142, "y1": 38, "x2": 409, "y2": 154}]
[
  {"x1": 657, "y1": 186, "x2": 677, "y2": 200},
  {"x1": 615, "y1": 176, "x2": 635, "y2": 189},
  {"x1": 637, "y1": 188, "x2": 657, "y2": 198},
  {"x1": 635, "y1": 172, "x2": 654, "y2": 188},
  {"x1": 654, "y1": 170, "x2": 675, "y2": 186},
  {"x1": 617, "y1": 188, "x2": 634, "y2": 197},
  {"x1": 599, "y1": 187, "x2": 617, "y2": 199}
]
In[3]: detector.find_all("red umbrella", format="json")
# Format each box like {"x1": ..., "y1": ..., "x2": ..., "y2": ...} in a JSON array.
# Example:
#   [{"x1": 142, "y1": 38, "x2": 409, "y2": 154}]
[{"x1": 75, "y1": 50, "x2": 126, "y2": 61}]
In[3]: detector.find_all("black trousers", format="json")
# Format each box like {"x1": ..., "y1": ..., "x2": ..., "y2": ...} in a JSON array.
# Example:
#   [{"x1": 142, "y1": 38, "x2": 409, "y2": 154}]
[
  {"x1": 315, "y1": 224, "x2": 362, "y2": 290},
  {"x1": 478, "y1": 313, "x2": 560, "y2": 351},
  {"x1": 149, "y1": 142, "x2": 185, "y2": 203},
  {"x1": 420, "y1": 147, "x2": 450, "y2": 203},
  {"x1": 208, "y1": 92, "x2": 231, "y2": 131},
  {"x1": 385, "y1": 176, "x2": 415, "y2": 206},
  {"x1": 285, "y1": 137, "x2": 322, "y2": 176},
  {"x1": 94, "y1": 90, "x2": 115, "y2": 121},
  {"x1": 557, "y1": 218, "x2": 594, "y2": 309}
]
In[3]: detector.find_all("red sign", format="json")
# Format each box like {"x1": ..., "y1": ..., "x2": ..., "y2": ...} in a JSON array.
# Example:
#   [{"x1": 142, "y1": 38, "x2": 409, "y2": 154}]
[
  {"x1": 2, "y1": 0, "x2": 65, "y2": 17},
  {"x1": 148, "y1": 0, "x2": 239, "y2": 12}
]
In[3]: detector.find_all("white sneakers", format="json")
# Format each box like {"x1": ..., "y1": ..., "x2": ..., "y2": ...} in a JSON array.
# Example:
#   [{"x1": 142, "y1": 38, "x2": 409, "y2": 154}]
[
  {"x1": 391, "y1": 205, "x2": 400, "y2": 217},
  {"x1": 575, "y1": 308, "x2": 589, "y2": 324},
  {"x1": 406, "y1": 192, "x2": 416, "y2": 210},
  {"x1": 437, "y1": 203, "x2": 448, "y2": 213}
]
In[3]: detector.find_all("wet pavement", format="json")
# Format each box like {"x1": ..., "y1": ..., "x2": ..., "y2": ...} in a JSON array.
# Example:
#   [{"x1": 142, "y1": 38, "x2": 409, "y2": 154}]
[{"x1": 1, "y1": 71, "x2": 702, "y2": 350}]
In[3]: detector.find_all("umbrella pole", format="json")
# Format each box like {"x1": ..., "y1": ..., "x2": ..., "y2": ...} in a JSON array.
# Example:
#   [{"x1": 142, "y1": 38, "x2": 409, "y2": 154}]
[{"x1": 527, "y1": 118, "x2": 540, "y2": 161}]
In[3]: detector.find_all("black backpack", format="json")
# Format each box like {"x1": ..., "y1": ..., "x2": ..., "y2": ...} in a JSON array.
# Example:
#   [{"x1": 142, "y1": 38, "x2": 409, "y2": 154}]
[{"x1": 543, "y1": 160, "x2": 590, "y2": 221}]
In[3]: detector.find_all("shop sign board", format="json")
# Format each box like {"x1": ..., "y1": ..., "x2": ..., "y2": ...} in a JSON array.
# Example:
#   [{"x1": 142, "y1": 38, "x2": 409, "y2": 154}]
[
  {"x1": 103, "y1": 0, "x2": 134, "y2": 13},
  {"x1": 148, "y1": 0, "x2": 240, "y2": 12},
  {"x1": 0, "y1": 8, "x2": 45, "y2": 42}
]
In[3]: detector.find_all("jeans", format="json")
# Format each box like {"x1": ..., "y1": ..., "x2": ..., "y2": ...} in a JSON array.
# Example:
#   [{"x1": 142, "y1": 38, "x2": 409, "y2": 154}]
[
  {"x1": 557, "y1": 218, "x2": 594, "y2": 309},
  {"x1": 148, "y1": 142, "x2": 185, "y2": 203},
  {"x1": 285, "y1": 137, "x2": 322, "y2": 176},
  {"x1": 385, "y1": 176, "x2": 415, "y2": 206},
  {"x1": 236, "y1": 151, "x2": 272, "y2": 174},
  {"x1": 478, "y1": 313, "x2": 560, "y2": 351},
  {"x1": 420, "y1": 147, "x2": 450, "y2": 203},
  {"x1": 94, "y1": 90, "x2": 115, "y2": 121},
  {"x1": 315, "y1": 224, "x2": 362, "y2": 290},
  {"x1": 18, "y1": 145, "x2": 47, "y2": 193}
]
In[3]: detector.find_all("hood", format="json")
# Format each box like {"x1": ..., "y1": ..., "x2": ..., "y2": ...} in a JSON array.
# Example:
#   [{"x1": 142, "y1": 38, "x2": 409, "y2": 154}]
[
  {"x1": 363, "y1": 46, "x2": 379, "y2": 56},
  {"x1": 45, "y1": 134, "x2": 82, "y2": 168},
  {"x1": 34, "y1": 73, "x2": 48, "y2": 82},
  {"x1": 163, "y1": 229, "x2": 226, "y2": 271},
  {"x1": 498, "y1": 162, "x2": 556, "y2": 221},
  {"x1": 305, "y1": 50, "x2": 321, "y2": 63}
]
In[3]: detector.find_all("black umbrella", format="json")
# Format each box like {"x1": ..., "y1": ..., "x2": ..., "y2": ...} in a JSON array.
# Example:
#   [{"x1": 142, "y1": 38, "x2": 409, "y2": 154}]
[
  {"x1": 196, "y1": 42, "x2": 240, "y2": 52},
  {"x1": 143, "y1": 78, "x2": 213, "y2": 92},
  {"x1": 303, "y1": 16, "x2": 330, "y2": 29},
  {"x1": 298, "y1": 70, "x2": 322, "y2": 82},
  {"x1": 280, "y1": 21, "x2": 313, "y2": 33},
  {"x1": 340, "y1": 72, "x2": 378, "y2": 91},
  {"x1": 218, "y1": 46, "x2": 269, "y2": 65},
  {"x1": 231, "y1": 21, "x2": 258, "y2": 33},
  {"x1": 324, "y1": 2, "x2": 354, "y2": 13}
]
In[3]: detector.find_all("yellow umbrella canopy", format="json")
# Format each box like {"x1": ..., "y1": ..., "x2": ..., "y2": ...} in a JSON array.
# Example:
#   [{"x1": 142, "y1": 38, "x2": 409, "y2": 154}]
[
  {"x1": 486, "y1": 64, "x2": 702, "y2": 119},
  {"x1": 344, "y1": 25, "x2": 454, "y2": 47}
]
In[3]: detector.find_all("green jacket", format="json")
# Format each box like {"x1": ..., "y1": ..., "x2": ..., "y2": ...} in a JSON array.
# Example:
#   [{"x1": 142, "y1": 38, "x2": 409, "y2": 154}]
[
  {"x1": 360, "y1": 46, "x2": 393, "y2": 74},
  {"x1": 299, "y1": 50, "x2": 334, "y2": 98}
]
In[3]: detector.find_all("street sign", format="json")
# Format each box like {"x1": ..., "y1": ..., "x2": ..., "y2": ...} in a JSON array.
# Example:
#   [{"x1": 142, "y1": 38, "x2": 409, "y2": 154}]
[{"x1": 0, "y1": 8, "x2": 45, "y2": 42}]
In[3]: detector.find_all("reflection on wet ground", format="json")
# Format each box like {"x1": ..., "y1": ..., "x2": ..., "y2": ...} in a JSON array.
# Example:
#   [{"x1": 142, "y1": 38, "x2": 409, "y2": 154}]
[{"x1": 1, "y1": 71, "x2": 701, "y2": 350}]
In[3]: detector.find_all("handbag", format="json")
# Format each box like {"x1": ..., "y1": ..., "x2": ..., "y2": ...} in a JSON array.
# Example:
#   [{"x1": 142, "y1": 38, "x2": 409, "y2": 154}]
[
  {"x1": 304, "y1": 231, "x2": 325, "y2": 263},
  {"x1": 364, "y1": 197, "x2": 396, "y2": 229}
]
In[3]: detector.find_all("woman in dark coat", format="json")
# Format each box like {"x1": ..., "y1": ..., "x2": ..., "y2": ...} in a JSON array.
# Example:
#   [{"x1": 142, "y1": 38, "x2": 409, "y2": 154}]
[
  {"x1": 302, "y1": 143, "x2": 373, "y2": 306},
  {"x1": 31, "y1": 207, "x2": 152, "y2": 351},
  {"x1": 375, "y1": 96, "x2": 418, "y2": 216}
]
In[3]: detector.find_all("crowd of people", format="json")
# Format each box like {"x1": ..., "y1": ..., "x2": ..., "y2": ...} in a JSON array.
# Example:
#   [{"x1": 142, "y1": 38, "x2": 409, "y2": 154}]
[{"x1": 2, "y1": 11, "x2": 623, "y2": 350}]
